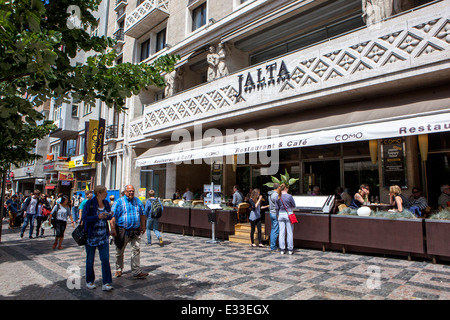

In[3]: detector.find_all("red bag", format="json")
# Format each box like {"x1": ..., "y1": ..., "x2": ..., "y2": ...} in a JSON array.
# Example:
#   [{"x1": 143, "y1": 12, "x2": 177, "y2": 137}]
[
  {"x1": 281, "y1": 197, "x2": 298, "y2": 224},
  {"x1": 42, "y1": 207, "x2": 51, "y2": 217}
]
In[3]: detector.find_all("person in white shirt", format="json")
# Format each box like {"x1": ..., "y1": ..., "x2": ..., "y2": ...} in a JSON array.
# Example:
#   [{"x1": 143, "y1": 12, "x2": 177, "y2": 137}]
[{"x1": 182, "y1": 188, "x2": 194, "y2": 201}]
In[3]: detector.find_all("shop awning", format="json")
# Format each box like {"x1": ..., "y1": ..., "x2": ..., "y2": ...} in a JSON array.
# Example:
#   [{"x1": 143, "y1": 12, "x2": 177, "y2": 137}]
[{"x1": 135, "y1": 88, "x2": 450, "y2": 167}]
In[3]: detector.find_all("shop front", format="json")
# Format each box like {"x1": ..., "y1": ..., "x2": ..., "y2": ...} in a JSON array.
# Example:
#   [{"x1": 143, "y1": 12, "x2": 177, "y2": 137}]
[
  {"x1": 69, "y1": 155, "x2": 95, "y2": 196},
  {"x1": 135, "y1": 86, "x2": 450, "y2": 205}
]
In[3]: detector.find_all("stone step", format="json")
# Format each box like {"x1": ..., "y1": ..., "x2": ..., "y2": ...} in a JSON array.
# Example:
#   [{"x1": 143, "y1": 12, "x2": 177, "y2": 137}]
[{"x1": 229, "y1": 223, "x2": 269, "y2": 245}]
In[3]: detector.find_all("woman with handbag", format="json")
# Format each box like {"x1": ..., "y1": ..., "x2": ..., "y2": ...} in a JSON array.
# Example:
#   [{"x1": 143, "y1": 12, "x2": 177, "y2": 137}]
[
  {"x1": 275, "y1": 183, "x2": 297, "y2": 255},
  {"x1": 49, "y1": 195, "x2": 74, "y2": 250},
  {"x1": 82, "y1": 185, "x2": 113, "y2": 291}
]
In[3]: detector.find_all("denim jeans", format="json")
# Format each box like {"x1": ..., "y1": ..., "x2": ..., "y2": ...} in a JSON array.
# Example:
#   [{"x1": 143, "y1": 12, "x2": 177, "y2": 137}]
[
  {"x1": 269, "y1": 213, "x2": 279, "y2": 250},
  {"x1": 72, "y1": 206, "x2": 79, "y2": 222},
  {"x1": 85, "y1": 242, "x2": 112, "y2": 285},
  {"x1": 146, "y1": 217, "x2": 161, "y2": 244},
  {"x1": 21, "y1": 214, "x2": 36, "y2": 237},
  {"x1": 278, "y1": 214, "x2": 294, "y2": 252}
]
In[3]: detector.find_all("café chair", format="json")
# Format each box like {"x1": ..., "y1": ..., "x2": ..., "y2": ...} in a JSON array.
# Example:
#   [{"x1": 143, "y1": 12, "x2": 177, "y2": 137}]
[
  {"x1": 173, "y1": 199, "x2": 181, "y2": 205},
  {"x1": 162, "y1": 199, "x2": 172, "y2": 203},
  {"x1": 192, "y1": 200, "x2": 204, "y2": 206},
  {"x1": 237, "y1": 202, "x2": 250, "y2": 223},
  {"x1": 338, "y1": 204, "x2": 348, "y2": 212}
]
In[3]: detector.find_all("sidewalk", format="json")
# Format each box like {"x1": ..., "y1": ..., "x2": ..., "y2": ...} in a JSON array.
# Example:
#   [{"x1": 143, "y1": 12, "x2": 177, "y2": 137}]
[{"x1": 1, "y1": 219, "x2": 449, "y2": 300}]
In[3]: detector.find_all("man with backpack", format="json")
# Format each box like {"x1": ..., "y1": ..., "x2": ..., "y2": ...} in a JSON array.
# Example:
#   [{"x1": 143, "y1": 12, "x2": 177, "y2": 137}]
[
  {"x1": 144, "y1": 190, "x2": 163, "y2": 246},
  {"x1": 20, "y1": 190, "x2": 41, "y2": 238}
]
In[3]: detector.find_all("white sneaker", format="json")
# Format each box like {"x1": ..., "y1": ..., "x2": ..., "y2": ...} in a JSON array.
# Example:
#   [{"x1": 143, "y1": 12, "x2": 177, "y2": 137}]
[
  {"x1": 86, "y1": 282, "x2": 96, "y2": 289},
  {"x1": 288, "y1": 250, "x2": 293, "y2": 255},
  {"x1": 102, "y1": 283, "x2": 114, "y2": 291},
  {"x1": 280, "y1": 250, "x2": 285, "y2": 255}
]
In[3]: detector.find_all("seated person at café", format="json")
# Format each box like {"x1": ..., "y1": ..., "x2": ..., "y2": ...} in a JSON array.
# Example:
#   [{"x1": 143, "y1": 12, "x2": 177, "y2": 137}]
[
  {"x1": 389, "y1": 185, "x2": 410, "y2": 213},
  {"x1": 438, "y1": 184, "x2": 450, "y2": 209},
  {"x1": 349, "y1": 184, "x2": 370, "y2": 209},
  {"x1": 408, "y1": 187, "x2": 428, "y2": 216},
  {"x1": 335, "y1": 186, "x2": 352, "y2": 207}
]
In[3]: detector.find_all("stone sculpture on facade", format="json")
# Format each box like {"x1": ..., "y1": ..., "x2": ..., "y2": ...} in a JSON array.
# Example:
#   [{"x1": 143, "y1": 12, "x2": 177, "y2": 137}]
[
  {"x1": 164, "y1": 67, "x2": 184, "y2": 97},
  {"x1": 207, "y1": 42, "x2": 231, "y2": 80},
  {"x1": 217, "y1": 42, "x2": 230, "y2": 78},
  {"x1": 362, "y1": 0, "x2": 415, "y2": 25},
  {"x1": 207, "y1": 45, "x2": 218, "y2": 81}
]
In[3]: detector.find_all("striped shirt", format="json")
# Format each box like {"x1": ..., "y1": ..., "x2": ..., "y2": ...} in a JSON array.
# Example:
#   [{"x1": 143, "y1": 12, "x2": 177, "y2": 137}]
[{"x1": 112, "y1": 196, "x2": 144, "y2": 230}]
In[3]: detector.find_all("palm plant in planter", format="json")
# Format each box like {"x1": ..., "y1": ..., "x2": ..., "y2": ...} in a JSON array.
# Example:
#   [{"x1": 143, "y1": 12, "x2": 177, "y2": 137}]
[{"x1": 263, "y1": 169, "x2": 299, "y2": 189}]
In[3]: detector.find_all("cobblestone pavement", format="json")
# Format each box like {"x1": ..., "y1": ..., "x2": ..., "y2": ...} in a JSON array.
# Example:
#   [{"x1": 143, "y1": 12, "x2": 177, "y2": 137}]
[{"x1": 1, "y1": 220, "x2": 450, "y2": 302}]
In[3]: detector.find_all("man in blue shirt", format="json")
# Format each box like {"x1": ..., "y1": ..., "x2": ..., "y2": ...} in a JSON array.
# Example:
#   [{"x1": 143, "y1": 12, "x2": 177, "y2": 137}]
[{"x1": 110, "y1": 185, "x2": 148, "y2": 279}]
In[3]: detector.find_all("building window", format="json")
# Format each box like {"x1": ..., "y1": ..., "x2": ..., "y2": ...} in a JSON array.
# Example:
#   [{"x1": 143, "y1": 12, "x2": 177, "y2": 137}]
[
  {"x1": 110, "y1": 157, "x2": 117, "y2": 190},
  {"x1": 53, "y1": 103, "x2": 62, "y2": 121},
  {"x1": 156, "y1": 28, "x2": 166, "y2": 53},
  {"x1": 83, "y1": 103, "x2": 93, "y2": 116},
  {"x1": 192, "y1": 3, "x2": 206, "y2": 31},
  {"x1": 72, "y1": 97, "x2": 79, "y2": 118},
  {"x1": 140, "y1": 39, "x2": 150, "y2": 62},
  {"x1": 79, "y1": 135, "x2": 85, "y2": 156}
]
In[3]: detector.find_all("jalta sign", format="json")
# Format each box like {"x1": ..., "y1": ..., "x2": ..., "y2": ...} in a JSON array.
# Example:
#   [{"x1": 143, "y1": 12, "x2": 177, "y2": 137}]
[{"x1": 236, "y1": 60, "x2": 290, "y2": 97}]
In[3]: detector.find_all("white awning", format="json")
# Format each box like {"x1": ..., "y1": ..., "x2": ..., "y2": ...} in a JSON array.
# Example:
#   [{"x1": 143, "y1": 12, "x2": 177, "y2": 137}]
[{"x1": 135, "y1": 110, "x2": 450, "y2": 167}]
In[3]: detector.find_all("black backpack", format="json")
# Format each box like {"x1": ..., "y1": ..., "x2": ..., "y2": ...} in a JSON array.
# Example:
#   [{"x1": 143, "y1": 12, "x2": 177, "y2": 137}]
[{"x1": 150, "y1": 199, "x2": 163, "y2": 219}]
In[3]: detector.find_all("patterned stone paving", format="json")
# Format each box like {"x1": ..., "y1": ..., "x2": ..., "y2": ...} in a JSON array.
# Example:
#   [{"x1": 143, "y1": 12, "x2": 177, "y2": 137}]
[{"x1": 1, "y1": 221, "x2": 450, "y2": 302}]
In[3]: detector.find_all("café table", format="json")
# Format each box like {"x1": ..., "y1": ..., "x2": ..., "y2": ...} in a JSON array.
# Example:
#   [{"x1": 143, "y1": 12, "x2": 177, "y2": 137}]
[{"x1": 365, "y1": 203, "x2": 394, "y2": 211}]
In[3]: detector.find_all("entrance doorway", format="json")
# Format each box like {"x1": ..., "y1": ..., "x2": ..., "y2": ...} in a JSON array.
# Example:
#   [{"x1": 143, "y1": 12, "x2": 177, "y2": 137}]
[{"x1": 303, "y1": 160, "x2": 340, "y2": 195}]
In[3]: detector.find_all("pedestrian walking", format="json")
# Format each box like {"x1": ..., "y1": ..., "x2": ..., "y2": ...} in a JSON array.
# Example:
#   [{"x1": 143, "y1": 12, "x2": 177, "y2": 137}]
[
  {"x1": 144, "y1": 190, "x2": 163, "y2": 246},
  {"x1": 6, "y1": 194, "x2": 19, "y2": 229},
  {"x1": 275, "y1": 183, "x2": 296, "y2": 255},
  {"x1": 110, "y1": 185, "x2": 148, "y2": 279},
  {"x1": 82, "y1": 185, "x2": 114, "y2": 291},
  {"x1": 20, "y1": 190, "x2": 40, "y2": 239},
  {"x1": 72, "y1": 193, "x2": 82, "y2": 224},
  {"x1": 268, "y1": 183, "x2": 280, "y2": 251},
  {"x1": 49, "y1": 195, "x2": 74, "y2": 250},
  {"x1": 35, "y1": 194, "x2": 50, "y2": 238}
]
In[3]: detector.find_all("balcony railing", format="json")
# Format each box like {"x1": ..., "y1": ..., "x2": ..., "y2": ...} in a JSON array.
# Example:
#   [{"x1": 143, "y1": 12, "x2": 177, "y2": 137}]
[
  {"x1": 113, "y1": 28, "x2": 124, "y2": 42},
  {"x1": 128, "y1": 1, "x2": 450, "y2": 141},
  {"x1": 106, "y1": 124, "x2": 119, "y2": 140},
  {"x1": 114, "y1": 0, "x2": 127, "y2": 11},
  {"x1": 124, "y1": 0, "x2": 169, "y2": 38}
]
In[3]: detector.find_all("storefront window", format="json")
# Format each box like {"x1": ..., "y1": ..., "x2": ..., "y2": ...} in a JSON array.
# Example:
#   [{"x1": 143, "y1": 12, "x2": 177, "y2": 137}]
[{"x1": 344, "y1": 159, "x2": 379, "y2": 198}]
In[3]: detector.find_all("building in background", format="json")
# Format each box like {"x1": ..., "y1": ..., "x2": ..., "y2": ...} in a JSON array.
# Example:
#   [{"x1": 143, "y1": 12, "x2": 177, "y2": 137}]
[{"x1": 105, "y1": 0, "x2": 449, "y2": 207}]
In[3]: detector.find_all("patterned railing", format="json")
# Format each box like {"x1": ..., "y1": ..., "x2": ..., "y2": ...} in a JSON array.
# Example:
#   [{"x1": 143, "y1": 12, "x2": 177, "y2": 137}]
[
  {"x1": 129, "y1": 1, "x2": 450, "y2": 140},
  {"x1": 124, "y1": 0, "x2": 169, "y2": 32}
]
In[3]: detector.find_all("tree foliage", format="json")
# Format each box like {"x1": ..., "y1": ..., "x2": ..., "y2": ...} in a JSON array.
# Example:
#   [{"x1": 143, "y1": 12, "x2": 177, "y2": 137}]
[{"x1": 0, "y1": 0, "x2": 179, "y2": 172}]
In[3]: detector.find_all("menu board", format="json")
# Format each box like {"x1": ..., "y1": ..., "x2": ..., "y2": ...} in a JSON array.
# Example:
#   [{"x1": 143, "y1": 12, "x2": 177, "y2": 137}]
[
  {"x1": 292, "y1": 195, "x2": 335, "y2": 213},
  {"x1": 381, "y1": 138, "x2": 406, "y2": 188}
]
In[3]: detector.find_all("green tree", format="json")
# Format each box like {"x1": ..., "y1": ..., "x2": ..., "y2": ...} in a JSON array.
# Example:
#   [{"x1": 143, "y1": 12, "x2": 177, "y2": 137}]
[{"x1": 0, "y1": 0, "x2": 179, "y2": 240}]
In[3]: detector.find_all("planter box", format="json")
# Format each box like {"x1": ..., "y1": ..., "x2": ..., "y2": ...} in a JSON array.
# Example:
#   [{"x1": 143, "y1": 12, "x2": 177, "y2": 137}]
[
  {"x1": 425, "y1": 219, "x2": 450, "y2": 260},
  {"x1": 190, "y1": 208, "x2": 237, "y2": 239},
  {"x1": 265, "y1": 213, "x2": 330, "y2": 250},
  {"x1": 159, "y1": 206, "x2": 190, "y2": 235},
  {"x1": 331, "y1": 215, "x2": 425, "y2": 256}
]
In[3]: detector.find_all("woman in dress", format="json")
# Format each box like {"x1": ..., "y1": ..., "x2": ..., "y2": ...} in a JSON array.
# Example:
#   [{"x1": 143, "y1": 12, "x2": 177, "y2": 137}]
[
  {"x1": 49, "y1": 195, "x2": 74, "y2": 250},
  {"x1": 82, "y1": 185, "x2": 113, "y2": 291},
  {"x1": 275, "y1": 183, "x2": 296, "y2": 255}
]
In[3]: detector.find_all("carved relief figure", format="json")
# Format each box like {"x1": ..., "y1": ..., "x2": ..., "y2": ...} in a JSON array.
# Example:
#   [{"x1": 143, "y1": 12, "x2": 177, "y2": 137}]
[
  {"x1": 164, "y1": 67, "x2": 183, "y2": 97},
  {"x1": 217, "y1": 42, "x2": 230, "y2": 78},
  {"x1": 207, "y1": 45, "x2": 219, "y2": 81},
  {"x1": 362, "y1": 0, "x2": 415, "y2": 25}
]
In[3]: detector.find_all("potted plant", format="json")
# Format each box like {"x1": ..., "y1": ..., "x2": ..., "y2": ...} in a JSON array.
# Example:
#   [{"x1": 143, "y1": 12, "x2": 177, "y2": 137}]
[{"x1": 159, "y1": 200, "x2": 191, "y2": 235}]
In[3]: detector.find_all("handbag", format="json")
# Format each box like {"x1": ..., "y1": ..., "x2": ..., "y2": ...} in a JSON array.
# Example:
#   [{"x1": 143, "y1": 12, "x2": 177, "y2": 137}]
[
  {"x1": 72, "y1": 223, "x2": 87, "y2": 246},
  {"x1": 281, "y1": 197, "x2": 298, "y2": 224}
]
